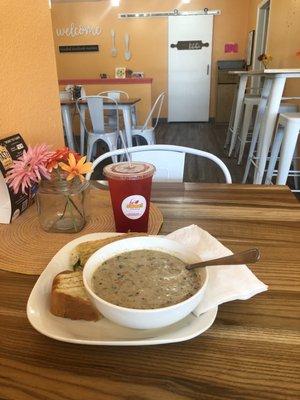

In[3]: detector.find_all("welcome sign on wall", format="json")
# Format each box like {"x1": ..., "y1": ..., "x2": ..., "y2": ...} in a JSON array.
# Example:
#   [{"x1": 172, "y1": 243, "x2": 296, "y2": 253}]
[{"x1": 56, "y1": 23, "x2": 102, "y2": 37}]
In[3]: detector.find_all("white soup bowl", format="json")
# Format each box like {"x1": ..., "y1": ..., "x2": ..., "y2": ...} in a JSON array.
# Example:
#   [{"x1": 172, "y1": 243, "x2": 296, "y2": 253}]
[{"x1": 83, "y1": 236, "x2": 208, "y2": 329}]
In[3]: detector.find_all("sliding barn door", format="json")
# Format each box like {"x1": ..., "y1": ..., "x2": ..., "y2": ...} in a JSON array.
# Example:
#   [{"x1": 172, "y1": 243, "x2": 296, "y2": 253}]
[{"x1": 168, "y1": 15, "x2": 213, "y2": 122}]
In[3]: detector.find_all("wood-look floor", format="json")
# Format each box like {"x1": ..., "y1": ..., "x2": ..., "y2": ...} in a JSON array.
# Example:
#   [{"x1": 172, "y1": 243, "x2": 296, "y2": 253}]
[
  {"x1": 155, "y1": 122, "x2": 247, "y2": 183},
  {"x1": 85, "y1": 121, "x2": 298, "y2": 191},
  {"x1": 90, "y1": 122, "x2": 248, "y2": 183}
]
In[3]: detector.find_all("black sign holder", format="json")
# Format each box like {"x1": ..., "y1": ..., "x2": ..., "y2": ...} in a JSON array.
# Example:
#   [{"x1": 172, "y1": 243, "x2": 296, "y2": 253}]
[{"x1": 59, "y1": 45, "x2": 99, "y2": 53}]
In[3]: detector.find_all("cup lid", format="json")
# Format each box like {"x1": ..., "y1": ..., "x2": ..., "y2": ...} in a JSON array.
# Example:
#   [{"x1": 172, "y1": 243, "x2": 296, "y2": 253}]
[{"x1": 103, "y1": 162, "x2": 155, "y2": 180}]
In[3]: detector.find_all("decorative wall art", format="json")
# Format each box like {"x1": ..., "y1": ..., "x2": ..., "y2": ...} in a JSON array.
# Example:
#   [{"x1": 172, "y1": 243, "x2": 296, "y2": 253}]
[
  {"x1": 111, "y1": 30, "x2": 117, "y2": 57},
  {"x1": 246, "y1": 30, "x2": 255, "y2": 66},
  {"x1": 124, "y1": 34, "x2": 132, "y2": 61},
  {"x1": 132, "y1": 72, "x2": 144, "y2": 78},
  {"x1": 170, "y1": 40, "x2": 209, "y2": 50},
  {"x1": 115, "y1": 67, "x2": 126, "y2": 79},
  {"x1": 56, "y1": 23, "x2": 102, "y2": 37},
  {"x1": 224, "y1": 43, "x2": 238, "y2": 53}
]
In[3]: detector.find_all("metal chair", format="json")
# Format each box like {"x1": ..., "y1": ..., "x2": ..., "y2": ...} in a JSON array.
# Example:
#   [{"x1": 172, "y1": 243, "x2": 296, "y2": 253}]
[
  {"x1": 132, "y1": 92, "x2": 165, "y2": 146},
  {"x1": 98, "y1": 90, "x2": 129, "y2": 99},
  {"x1": 98, "y1": 90, "x2": 137, "y2": 128},
  {"x1": 76, "y1": 95, "x2": 122, "y2": 163},
  {"x1": 86, "y1": 144, "x2": 232, "y2": 183}
]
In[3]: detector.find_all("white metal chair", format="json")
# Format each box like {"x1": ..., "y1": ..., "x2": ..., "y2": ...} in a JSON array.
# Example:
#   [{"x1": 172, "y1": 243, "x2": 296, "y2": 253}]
[
  {"x1": 98, "y1": 90, "x2": 137, "y2": 128},
  {"x1": 76, "y1": 95, "x2": 122, "y2": 163},
  {"x1": 98, "y1": 90, "x2": 129, "y2": 100},
  {"x1": 132, "y1": 92, "x2": 165, "y2": 146},
  {"x1": 265, "y1": 113, "x2": 300, "y2": 189},
  {"x1": 86, "y1": 144, "x2": 232, "y2": 183}
]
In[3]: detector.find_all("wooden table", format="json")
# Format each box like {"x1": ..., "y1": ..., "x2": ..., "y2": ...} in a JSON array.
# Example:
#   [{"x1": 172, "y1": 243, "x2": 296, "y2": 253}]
[
  {"x1": 1, "y1": 183, "x2": 299, "y2": 400},
  {"x1": 60, "y1": 97, "x2": 141, "y2": 152}
]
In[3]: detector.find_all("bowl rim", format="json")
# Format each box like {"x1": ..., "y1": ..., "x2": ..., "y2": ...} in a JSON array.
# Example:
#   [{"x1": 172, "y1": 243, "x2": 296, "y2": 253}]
[{"x1": 83, "y1": 236, "x2": 208, "y2": 314}]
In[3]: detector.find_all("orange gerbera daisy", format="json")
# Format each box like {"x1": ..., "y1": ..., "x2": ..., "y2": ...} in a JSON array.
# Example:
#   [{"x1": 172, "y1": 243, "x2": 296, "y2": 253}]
[
  {"x1": 59, "y1": 153, "x2": 93, "y2": 182},
  {"x1": 47, "y1": 147, "x2": 81, "y2": 172}
]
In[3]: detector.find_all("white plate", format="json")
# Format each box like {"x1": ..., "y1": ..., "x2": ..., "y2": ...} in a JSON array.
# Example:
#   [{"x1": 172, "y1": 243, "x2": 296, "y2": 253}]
[{"x1": 27, "y1": 233, "x2": 218, "y2": 346}]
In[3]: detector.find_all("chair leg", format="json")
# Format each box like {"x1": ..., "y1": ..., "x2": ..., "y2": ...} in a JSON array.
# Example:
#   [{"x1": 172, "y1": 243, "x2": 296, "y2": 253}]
[
  {"x1": 144, "y1": 132, "x2": 156, "y2": 145},
  {"x1": 265, "y1": 127, "x2": 284, "y2": 184},
  {"x1": 292, "y1": 158, "x2": 299, "y2": 190},
  {"x1": 228, "y1": 106, "x2": 244, "y2": 157},
  {"x1": 104, "y1": 134, "x2": 119, "y2": 163},
  {"x1": 228, "y1": 75, "x2": 248, "y2": 157},
  {"x1": 276, "y1": 122, "x2": 300, "y2": 185},
  {"x1": 237, "y1": 103, "x2": 253, "y2": 165},
  {"x1": 79, "y1": 108, "x2": 86, "y2": 154},
  {"x1": 224, "y1": 127, "x2": 232, "y2": 150},
  {"x1": 149, "y1": 133, "x2": 156, "y2": 145},
  {"x1": 86, "y1": 137, "x2": 96, "y2": 162},
  {"x1": 242, "y1": 124, "x2": 260, "y2": 184},
  {"x1": 133, "y1": 135, "x2": 141, "y2": 146},
  {"x1": 225, "y1": 88, "x2": 237, "y2": 149}
]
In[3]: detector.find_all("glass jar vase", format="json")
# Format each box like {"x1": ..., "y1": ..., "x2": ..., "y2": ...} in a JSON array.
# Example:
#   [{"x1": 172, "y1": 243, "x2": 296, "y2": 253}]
[{"x1": 36, "y1": 179, "x2": 89, "y2": 233}]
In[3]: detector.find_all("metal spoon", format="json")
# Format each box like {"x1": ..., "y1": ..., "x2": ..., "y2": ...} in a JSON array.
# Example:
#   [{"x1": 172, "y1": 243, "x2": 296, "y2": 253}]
[
  {"x1": 111, "y1": 30, "x2": 117, "y2": 57},
  {"x1": 186, "y1": 248, "x2": 260, "y2": 271}
]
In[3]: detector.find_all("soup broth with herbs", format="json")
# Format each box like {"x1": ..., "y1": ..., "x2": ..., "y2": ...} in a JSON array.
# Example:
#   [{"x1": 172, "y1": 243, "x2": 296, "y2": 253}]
[{"x1": 92, "y1": 250, "x2": 202, "y2": 309}]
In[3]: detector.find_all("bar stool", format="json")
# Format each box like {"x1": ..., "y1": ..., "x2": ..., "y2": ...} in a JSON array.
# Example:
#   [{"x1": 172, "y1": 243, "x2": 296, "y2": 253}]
[
  {"x1": 227, "y1": 94, "x2": 260, "y2": 157},
  {"x1": 235, "y1": 96, "x2": 260, "y2": 164},
  {"x1": 265, "y1": 113, "x2": 300, "y2": 188},
  {"x1": 224, "y1": 73, "x2": 249, "y2": 155},
  {"x1": 242, "y1": 103, "x2": 298, "y2": 183}
]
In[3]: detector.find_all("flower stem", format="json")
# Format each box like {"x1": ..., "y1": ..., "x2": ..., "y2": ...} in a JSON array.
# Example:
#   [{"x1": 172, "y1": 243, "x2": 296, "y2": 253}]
[{"x1": 66, "y1": 195, "x2": 78, "y2": 232}]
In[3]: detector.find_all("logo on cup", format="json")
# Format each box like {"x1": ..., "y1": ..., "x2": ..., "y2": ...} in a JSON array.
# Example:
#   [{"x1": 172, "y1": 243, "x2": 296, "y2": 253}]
[{"x1": 121, "y1": 195, "x2": 146, "y2": 220}]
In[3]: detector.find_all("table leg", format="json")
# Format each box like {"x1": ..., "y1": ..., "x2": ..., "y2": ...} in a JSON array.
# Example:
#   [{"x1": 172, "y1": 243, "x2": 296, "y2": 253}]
[
  {"x1": 228, "y1": 74, "x2": 248, "y2": 157},
  {"x1": 61, "y1": 105, "x2": 75, "y2": 151},
  {"x1": 254, "y1": 76, "x2": 286, "y2": 184},
  {"x1": 122, "y1": 106, "x2": 133, "y2": 148},
  {"x1": 79, "y1": 104, "x2": 87, "y2": 155},
  {"x1": 131, "y1": 105, "x2": 137, "y2": 127}
]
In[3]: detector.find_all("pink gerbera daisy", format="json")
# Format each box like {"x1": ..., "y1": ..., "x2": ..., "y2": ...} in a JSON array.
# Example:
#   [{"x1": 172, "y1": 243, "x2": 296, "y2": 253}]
[{"x1": 6, "y1": 144, "x2": 53, "y2": 194}]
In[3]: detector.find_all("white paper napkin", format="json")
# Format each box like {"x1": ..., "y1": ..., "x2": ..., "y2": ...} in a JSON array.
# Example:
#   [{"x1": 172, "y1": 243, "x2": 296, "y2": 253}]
[{"x1": 167, "y1": 225, "x2": 268, "y2": 316}]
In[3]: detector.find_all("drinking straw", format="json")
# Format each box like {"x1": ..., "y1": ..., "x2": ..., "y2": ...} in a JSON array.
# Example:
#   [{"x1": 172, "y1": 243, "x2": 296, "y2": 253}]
[{"x1": 119, "y1": 130, "x2": 132, "y2": 167}]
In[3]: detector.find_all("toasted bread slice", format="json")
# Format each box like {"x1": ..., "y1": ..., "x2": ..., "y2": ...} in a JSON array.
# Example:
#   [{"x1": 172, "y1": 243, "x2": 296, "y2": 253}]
[
  {"x1": 71, "y1": 232, "x2": 148, "y2": 268},
  {"x1": 50, "y1": 270, "x2": 101, "y2": 321}
]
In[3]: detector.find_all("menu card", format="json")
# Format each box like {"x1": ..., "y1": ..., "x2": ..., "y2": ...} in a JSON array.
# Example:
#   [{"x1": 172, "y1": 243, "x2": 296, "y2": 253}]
[{"x1": 0, "y1": 134, "x2": 37, "y2": 224}]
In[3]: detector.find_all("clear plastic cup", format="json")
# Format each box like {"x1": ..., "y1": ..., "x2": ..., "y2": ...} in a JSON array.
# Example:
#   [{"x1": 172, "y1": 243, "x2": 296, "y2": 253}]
[{"x1": 103, "y1": 162, "x2": 156, "y2": 232}]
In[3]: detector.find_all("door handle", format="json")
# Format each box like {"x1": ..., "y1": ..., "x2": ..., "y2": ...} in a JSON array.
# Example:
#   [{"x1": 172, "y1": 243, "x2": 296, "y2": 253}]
[{"x1": 207, "y1": 64, "x2": 210, "y2": 75}]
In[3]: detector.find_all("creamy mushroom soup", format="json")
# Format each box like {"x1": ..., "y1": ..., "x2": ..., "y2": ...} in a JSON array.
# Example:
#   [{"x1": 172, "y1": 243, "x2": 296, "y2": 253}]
[{"x1": 92, "y1": 250, "x2": 202, "y2": 309}]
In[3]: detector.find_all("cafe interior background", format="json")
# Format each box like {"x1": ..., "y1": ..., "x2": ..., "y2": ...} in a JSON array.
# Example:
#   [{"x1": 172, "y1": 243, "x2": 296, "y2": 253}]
[{"x1": 1, "y1": 0, "x2": 300, "y2": 182}]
